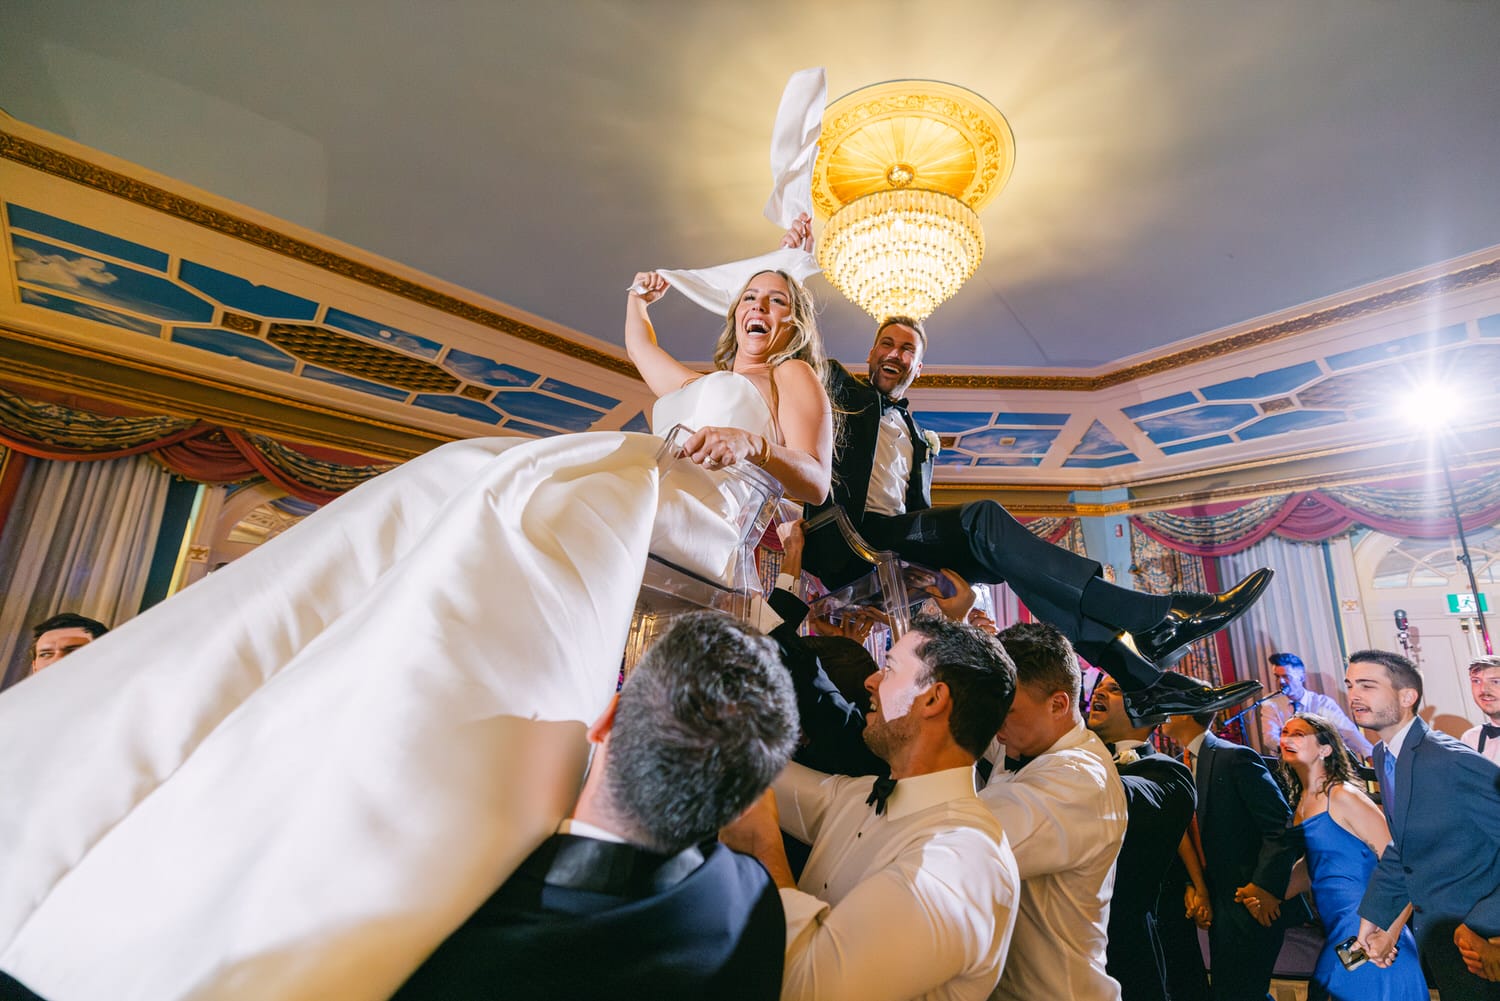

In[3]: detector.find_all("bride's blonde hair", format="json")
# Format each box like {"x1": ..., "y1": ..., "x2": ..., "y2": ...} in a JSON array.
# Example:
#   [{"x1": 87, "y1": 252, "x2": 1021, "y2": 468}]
[{"x1": 711, "y1": 270, "x2": 827, "y2": 383}]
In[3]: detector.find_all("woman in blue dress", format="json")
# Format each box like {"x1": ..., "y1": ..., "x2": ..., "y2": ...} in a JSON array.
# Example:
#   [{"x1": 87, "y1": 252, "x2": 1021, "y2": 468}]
[{"x1": 1277, "y1": 712, "x2": 1428, "y2": 1000}]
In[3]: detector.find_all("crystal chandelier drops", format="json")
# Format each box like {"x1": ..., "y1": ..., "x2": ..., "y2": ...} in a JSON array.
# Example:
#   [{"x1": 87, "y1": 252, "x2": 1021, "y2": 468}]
[
  {"x1": 817, "y1": 189, "x2": 985, "y2": 322},
  {"x1": 811, "y1": 80, "x2": 1014, "y2": 324}
]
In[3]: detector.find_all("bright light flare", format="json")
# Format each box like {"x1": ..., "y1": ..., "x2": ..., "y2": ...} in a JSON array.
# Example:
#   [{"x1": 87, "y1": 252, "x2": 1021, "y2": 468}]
[{"x1": 1399, "y1": 379, "x2": 1463, "y2": 433}]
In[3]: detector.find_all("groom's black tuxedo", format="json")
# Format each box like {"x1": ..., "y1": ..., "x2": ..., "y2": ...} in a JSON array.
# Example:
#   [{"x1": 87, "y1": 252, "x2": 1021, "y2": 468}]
[
  {"x1": 814, "y1": 362, "x2": 934, "y2": 528},
  {"x1": 391, "y1": 833, "x2": 785, "y2": 1001},
  {"x1": 804, "y1": 363, "x2": 1128, "y2": 667}
]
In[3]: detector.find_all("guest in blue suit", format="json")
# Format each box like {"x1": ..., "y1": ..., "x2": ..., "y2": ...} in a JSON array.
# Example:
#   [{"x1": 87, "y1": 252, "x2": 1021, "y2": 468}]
[
  {"x1": 1348, "y1": 648, "x2": 1500, "y2": 999},
  {"x1": 1162, "y1": 688, "x2": 1298, "y2": 1001}
]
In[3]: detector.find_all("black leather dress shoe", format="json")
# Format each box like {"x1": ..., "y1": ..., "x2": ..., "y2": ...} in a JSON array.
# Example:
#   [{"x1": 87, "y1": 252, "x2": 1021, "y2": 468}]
[
  {"x1": 1133, "y1": 568, "x2": 1274, "y2": 664},
  {"x1": 1122, "y1": 673, "x2": 1263, "y2": 727}
]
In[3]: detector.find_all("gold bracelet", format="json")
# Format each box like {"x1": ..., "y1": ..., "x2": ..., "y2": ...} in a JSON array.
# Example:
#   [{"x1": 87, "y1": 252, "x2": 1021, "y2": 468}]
[{"x1": 752, "y1": 435, "x2": 771, "y2": 467}]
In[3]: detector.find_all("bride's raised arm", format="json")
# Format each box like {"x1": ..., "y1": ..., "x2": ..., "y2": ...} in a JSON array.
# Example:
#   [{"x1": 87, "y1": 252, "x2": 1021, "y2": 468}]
[{"x1": 624, "y1": 271, "x2": 699, "y2": 398}]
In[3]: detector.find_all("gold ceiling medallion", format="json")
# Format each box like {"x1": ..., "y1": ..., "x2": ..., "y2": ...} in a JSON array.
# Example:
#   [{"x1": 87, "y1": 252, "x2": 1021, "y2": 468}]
[{"x1": 813, "y1": 80, "x2": 1015, "y2": 321}]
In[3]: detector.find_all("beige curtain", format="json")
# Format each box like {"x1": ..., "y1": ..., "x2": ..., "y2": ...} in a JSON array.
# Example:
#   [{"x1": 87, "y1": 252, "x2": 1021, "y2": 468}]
[
  {"x1": 0, "y1": 455, "x2": 172, "y2": 688},
  {"x1": 1220, "y1": 534, "x2": 1351, "y2": 751}
]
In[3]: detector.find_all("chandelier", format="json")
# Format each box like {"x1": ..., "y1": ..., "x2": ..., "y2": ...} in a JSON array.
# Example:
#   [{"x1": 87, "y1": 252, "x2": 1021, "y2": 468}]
[{"x1": 813, "y1": 80, "x2": 1015, "y2": 322}]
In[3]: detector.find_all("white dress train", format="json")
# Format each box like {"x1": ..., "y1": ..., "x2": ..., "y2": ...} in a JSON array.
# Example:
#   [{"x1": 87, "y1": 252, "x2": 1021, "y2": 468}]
[{"x1": 0, "y1": 373, "x2": 779, "y2": 1001}]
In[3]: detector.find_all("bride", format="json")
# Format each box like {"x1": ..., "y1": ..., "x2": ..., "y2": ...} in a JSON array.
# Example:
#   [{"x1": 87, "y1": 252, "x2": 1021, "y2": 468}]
[{"x1": 0, "y1": 268, "x2": 832, "y2": 1001}]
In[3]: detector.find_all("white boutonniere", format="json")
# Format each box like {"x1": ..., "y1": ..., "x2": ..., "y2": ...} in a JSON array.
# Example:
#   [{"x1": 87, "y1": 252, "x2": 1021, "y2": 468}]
[
  {"x1": 920, "y1": 429, "x2": 941, "y2": 456},
  {"x1": 1114, "y1": 747, "x2": 1141, "y2": 765}
]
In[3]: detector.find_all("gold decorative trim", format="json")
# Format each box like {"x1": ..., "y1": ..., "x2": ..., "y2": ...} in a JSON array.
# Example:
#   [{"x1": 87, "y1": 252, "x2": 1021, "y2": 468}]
[
  {"x1": 222, "y1": 312, "x2": 261, "y2": 334},
  {"x1": 914, "y1": 257, "x2": 1500, "y2": 392},
  {"x1": 0, "y1": 130, "x2": 639, "y2": 379},
  {"x1": 0, "y1": 320, "x2": 445, "y2": 459},
  {"x1": 6, "y1": 128, "x2": 1498, "y2": 394},
  {"x1": 814, "y1": 80, "x2": 1015, "y2": 216},
  {"x1": 459, "y1": 384, "x2": 492, "y2": 401}
]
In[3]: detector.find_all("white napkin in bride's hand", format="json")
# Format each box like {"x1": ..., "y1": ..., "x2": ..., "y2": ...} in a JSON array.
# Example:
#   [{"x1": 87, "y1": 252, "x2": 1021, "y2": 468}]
[
  {"x1": 654, "y1": 68, "x2": 826, "y2": 315},
  {"x1": 657, "y1": 248, "x2": 820, "y2": 316},
  {"x1": 763, "y1": 66, "x2": 826, "y2": 228}
]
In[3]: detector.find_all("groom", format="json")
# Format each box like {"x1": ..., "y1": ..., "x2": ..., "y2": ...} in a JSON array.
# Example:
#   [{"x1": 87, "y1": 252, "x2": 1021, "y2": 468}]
[{"x1": 782, "y1": 220, "x2": 1268, "y2": 724}]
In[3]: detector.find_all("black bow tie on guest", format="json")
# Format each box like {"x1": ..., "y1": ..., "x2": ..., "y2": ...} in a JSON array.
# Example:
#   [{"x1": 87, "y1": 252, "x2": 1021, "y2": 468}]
[
  {"x1": 1480, "y1": 723, "x2": 1500, "y2": 751},
  {"x1": 1004, "y1": 754, "x2": 1034, "y2": 773},
  {"x1": 879, "y1": 395, "x2": 910, "y2": 414},
  {"x1": 866, "y1": 776, "x2": 898, "y2": 816}
]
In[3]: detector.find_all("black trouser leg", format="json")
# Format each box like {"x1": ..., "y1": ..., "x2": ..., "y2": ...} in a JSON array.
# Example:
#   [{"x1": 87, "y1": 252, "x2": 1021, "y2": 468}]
[{"x1": 861, "y1": 501, "x2": 1170, "y2": 688}]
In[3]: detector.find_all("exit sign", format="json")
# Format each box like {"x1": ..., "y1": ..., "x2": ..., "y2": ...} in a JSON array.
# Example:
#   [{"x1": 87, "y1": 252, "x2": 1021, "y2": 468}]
[{"x1": 1447, "y1": 593, "x2": 1491, "y2": 614}]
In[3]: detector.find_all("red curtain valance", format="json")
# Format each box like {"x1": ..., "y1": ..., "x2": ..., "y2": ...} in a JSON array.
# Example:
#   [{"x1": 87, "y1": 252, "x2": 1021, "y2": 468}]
[
  {"x1": 1131, "y1": 468, "x2": 1500, "y2": 556},
  {"x1": 0, "y1": 387, "x2": 396, "y2": 505}
]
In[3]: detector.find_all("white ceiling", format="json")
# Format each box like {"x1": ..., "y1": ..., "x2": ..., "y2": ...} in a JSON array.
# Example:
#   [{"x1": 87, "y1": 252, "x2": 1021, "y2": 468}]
[{"x1": 4, "y1": 0, "x2": 1499, "y2": 374}]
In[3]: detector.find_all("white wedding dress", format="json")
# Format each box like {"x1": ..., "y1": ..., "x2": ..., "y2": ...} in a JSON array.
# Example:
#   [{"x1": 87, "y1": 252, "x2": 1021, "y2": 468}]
[{"x1": 0, "y1": 372, "x2": 780, "y2": 1001}]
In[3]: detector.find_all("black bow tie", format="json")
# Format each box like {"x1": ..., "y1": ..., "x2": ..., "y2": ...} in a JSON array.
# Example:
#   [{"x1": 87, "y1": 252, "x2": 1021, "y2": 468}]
[
  {"x1": 879, "y1": 395, "x2": 910, "y2": 414},
  {"x1": 1004, "y1": 754, "x2": 1034, "y2": 773},
  {"x1": 866, "y1": 776, "x2": 898, "y2": 816},
  {"x1": 1479, "y1": 723, "x2": 1500, "y2": 751}
]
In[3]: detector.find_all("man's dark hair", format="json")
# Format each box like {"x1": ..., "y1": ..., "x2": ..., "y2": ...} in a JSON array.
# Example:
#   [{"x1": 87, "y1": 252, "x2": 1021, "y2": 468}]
[
  {"x1": 996, "y1": 621, "x2": 1081, "y2": 704},
  {"x1": 606, "y1": 612, "x2": 797, "y2": 854},
  {"x1": 876, "y1": 314, "x2": 928, "y2": 354},
  {"x1": 31, "y1": 613, "x2": 109, "y2": 642},
  {"x1": 1268, "y1": 652, "x2": 1305, "y2": 675},
  {"x1": 909, "y1": 613, "x2": 1016, "y2": 759},
  {"x1": 1349, "y1": 648, "x2": 1424, "y2": 710}
]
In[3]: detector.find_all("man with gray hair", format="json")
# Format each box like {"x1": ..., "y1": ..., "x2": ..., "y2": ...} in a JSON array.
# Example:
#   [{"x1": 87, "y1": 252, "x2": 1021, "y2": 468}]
[{"x1": 388, "y1": 612, "x2": 799, "y2": 1001}]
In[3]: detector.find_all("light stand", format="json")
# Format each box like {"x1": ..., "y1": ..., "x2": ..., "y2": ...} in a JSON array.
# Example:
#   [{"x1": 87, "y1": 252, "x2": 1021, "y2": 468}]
[{"x1": 1436, "y1": 437, "x2": 1493, "y2": 655}]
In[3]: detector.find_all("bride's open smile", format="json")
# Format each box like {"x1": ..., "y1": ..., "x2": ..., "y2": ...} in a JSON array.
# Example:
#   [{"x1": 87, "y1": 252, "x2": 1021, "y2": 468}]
[{"x1": 734, "y1": 273, "x2": 794, "y2": 360}]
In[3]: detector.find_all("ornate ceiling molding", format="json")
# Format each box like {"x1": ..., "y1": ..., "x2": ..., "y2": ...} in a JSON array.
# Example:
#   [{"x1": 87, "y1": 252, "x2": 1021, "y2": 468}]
[{"x1": 0, "y1": 127, "x2": 638, "y2": 380}]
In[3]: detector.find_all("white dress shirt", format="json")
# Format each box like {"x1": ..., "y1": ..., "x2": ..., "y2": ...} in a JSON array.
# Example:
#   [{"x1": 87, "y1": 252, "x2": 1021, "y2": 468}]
[
  {"x1": 1260, "y1": 689, "x2": 1373, "y2": 758},
  {"x1": 865, "y1": 406, "x2": 914, "y2": 516},
  {"x1": 978, "y1": 722, "x2": 1128, "y2": 1001},
  {"x1": 1461, "y1": 723, "x2": 1500, "y2": 763},
  {"x1": 774, "y1": 763, "x2": 1020, "y2": 1001}
]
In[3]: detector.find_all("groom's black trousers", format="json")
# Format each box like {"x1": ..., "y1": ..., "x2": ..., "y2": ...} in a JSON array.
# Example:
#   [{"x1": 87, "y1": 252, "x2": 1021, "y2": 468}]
[{"x1": 850, "y1": 501, "x2": 1171, "y2": 688}]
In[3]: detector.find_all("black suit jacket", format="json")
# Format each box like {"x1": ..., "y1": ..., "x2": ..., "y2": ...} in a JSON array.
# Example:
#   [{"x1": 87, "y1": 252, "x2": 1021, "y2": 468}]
[
  {"x1": 811, "y1": 362, "x2": 934, "y2": 525},
  {"x1": 1112, "y1": 748, "x2": 1196, "y2": 921},
  {"x1": 391, "y1": 834, "x2": 785, "y2": 1001},
  {"x1": 1107, "y1": 747, "x2": 1196, "y2": 1001},
  {"x1": 766, "y1": 588, "x2": 886, "y2": 777},
  {"x1": 1362, "y1": 716, "x2": 1500, "y2": 934},
  {"x1": 1194, "y1": 732, "x2": 1294, "y2": 899}
]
